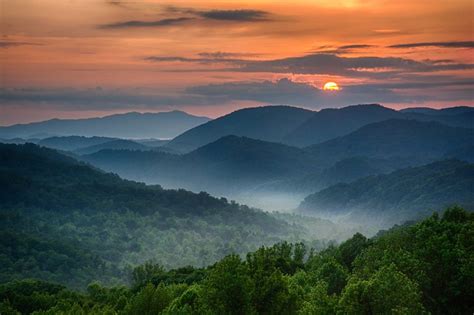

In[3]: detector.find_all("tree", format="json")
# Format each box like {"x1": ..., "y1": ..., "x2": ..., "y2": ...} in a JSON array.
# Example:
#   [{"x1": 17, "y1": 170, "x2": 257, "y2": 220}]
[
  {"x1": 314, "y1": 258, "x2": 348, "y2": 295},
  {"x1": 124, "y1": 283, "x2": 174, "y2": 315},
  {"x1": 338, "y1": 264, "x2": 426, "y2": 314},
  {"x1": 337, "y1": 233, "x2": 370, "y2": 270},
  {"x1": 131, "y1": 261, "x2": 164, "y2": 290},
  {"x1": 203, "y1": 255, "x2": 253, "y2": 315}
]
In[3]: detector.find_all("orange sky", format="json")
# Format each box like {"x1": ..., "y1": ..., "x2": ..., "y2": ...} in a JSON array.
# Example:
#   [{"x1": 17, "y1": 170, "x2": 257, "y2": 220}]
[{"x1": 0, "y1": 0, "x2": 473, "y2": 124}]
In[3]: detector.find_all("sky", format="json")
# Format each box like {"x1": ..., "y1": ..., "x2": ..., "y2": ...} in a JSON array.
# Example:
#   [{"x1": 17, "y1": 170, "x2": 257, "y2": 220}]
[{"x1": 0, "y1": 0, "x2": 473, "y2": 125}]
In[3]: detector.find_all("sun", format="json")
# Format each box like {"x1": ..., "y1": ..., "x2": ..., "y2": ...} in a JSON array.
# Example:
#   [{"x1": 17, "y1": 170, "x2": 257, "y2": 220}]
[{"x1": 323, "y1": 82, "x2": 340, "y2": 91}]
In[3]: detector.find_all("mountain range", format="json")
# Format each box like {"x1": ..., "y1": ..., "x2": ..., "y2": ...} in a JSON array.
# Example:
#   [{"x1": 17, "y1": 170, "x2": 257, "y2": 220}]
[
  {"x1": 4, "y1": 103, "x2": 472, "y2": 217},
  {"x1": 80, "y1": 115, "x2": 474, "y2": 213},
  {"x1": 0, "y1": 111, "x2": 210, "y2": 139},
  {"x1": 166, "y1": 106, "x2": 314, "y2": 153},
  {"x1": 165, "y1": 104, "x2": 474, "y2": 152},
  {"x1": 307, "y1": 119, "x2": 474, "y2": 167}
]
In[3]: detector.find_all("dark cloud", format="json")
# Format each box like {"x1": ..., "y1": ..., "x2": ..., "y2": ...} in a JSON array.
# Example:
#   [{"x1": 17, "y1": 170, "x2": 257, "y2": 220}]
[
  {"x1": 0, "y1": 88, "x2": 224, "y2": 110},
  {"x1": 185, "y1": 78, "x2": 412, "y2": 107},
  {"x1": 107, "y1": 1, "x2": 123, "y2": 6},
  {"x1": 146, "y1": 52, "x2": 474, "y2": 77},
  {"x1": 389, "y1": 41, "x2": 474, "y2": 49},
  {"x1": 197, "y1": 9, "x2": 270, "y2": 21},
  {"x1": 145, "y1": 52, "x2": 262, "y2": 64},
  {"x1": 99, "y1": 17, "x2": 193, "y2": 29},
  {"x1": 2, "y1": 76, "x2": 473, "y2": 112},
  {"x1": 0, "y1": 40, "x2": 42, "y2": 48},
  {"x1": 187, "y1": 78, "x2": 474, "y2": 107},
  {"x1": 338, "y1": 44, "x2": 376, "y2": 50},
  {"x1": 311, "y1": 44, "x2": 376, "y2": 54},
  {"x1": 198, "y1": 51, "x2": 263, "y2": 58},
  {"x1": 144, "y1": 56, "x2": 243, "y2": 64},
  {"x1": 187, "y1": 78, "x2": 322, "y2": 105},
  {"x1": 99, "y1": 7, "x2": 272, "y2": 29}
]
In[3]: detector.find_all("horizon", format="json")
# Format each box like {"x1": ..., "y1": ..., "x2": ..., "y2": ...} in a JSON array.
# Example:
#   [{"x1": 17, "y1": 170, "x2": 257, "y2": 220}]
[
  {"x1": 1, "y1": 0, "x2": 473, "y2": 125},
  {"x1": 2, "y1": 102, "x2": 473, "y2": 127}
]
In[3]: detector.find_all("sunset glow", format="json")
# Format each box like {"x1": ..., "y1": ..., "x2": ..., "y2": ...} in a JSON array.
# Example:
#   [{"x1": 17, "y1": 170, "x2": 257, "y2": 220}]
[
  {"x1": 0, "y1": 0, "x2": 473, "y2": 125},
  {"x1": 323, "y1": 82, "x2": 340, "y2": 91}
]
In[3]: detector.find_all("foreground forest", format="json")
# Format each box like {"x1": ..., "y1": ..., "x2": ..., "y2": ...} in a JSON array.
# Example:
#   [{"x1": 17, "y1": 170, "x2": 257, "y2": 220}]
[{"x1": 1, "y1": 207, "x2": 472, "y2": 314}]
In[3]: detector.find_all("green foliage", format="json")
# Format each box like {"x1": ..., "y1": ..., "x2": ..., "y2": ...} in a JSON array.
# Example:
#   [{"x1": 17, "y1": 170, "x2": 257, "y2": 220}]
[
  {"x1": 313, "y1": 258, "x2": 348, "y2": 295},
  {"x1": 131, "y1": 262, "x2": 165, "y2": 290},
  {"x1": 338, "y1": 264, "x2": 426, "y2": 314},
  {"x1": 124, "y1": 283, "x2": 184, "y2": 315},
  {"x1": 1, "y1": 208, "x2": 472, "y2": 314},
  {"x1": 337, "y1": 233, "x2": 370, "y2": 270},
  {"x1": 203, "y1": 255, "x2": 253, "y2": 315},
  {"x1": 1, "y1": 143, "x2": 320, "y2": 289}
]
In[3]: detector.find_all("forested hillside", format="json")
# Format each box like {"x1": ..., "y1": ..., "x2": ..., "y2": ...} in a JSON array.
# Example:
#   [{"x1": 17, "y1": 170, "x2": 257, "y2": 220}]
[
  {"x1": 1, "y1": 207, "x2": 472, "y2": 314},
  {"x1": 299, "y1": 160, "x2": 474, "y2": 224},
  {"x1": 0, "y1": 143, "x2": 338, "y2": 289},
  {"x1": 82, "y1": 136, "x2": 321, "y2": 197}
]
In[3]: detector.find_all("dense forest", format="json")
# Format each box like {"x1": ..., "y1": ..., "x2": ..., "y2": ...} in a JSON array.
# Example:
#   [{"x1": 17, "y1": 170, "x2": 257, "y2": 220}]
[
  {"x1": 0, "y1": 143, "x2": 339, "y2": 289},
  {"x1": 1, "y1": 207, "x2": 472, "y2": 314}
]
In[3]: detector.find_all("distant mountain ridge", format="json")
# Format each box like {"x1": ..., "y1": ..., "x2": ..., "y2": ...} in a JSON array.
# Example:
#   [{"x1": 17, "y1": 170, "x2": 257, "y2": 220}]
[
  {"x1": 400, "y1": 106, "x2": 474, "y2": 116},
  {"x1": 165, "y1": 104, "x2": 474, "y2": 153},
  {"x1": 166, "y1": 106, "x2": 314, "y2": 153},
  {"x1": 0, "y1": 111, "x2": 211, "y2": 139},
  {"x1": 283, "y1": 104, "x2": 402, "y2": 147},
  {"x1": 37, "y1": 136, "x2": 117, "y2": 151},
  {"x1": 306, "y1": 119, "x2": 474, "y2": 167},
  {"x1": 73, "y1": 139, "x2": 153, "y2": 155}
]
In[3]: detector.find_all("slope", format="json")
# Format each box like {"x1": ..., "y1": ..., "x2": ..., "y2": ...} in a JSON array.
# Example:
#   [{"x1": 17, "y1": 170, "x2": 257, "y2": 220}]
[
  {"x1": 165, "y1": 106, "x2": 314, "y2": 153},
  {"x1": 299, "y1": 160, "x2": 474, "y2": 224}
]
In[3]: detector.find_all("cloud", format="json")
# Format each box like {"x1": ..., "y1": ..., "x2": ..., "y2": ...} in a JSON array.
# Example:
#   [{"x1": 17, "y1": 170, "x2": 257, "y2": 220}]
[
  {"x1": 197, "y1": 51, "x2": 263, "y2": 58},
  {"x1": 2, "y1": 76, "x2": 473, "y2": 112},
  {"x1": 311, "y1": 44, "x2": 377, "y2": 54},
  {"x1": 187, "y1": 78, "x2": 474, "y2": 107},
  {"x1": 0, "y1": 40, "x2": 42, "y2": 48},
  {"x1": 146, "y1": 52, "x2": 474, "y2": 77},
  {"x1": 389, "y1": 41, "x2": 474, "y2": 49},
  {"x1": 145, "y1": 51, "x2": 262, "y2": 64},
  {"x1": 197, "y1": 9, "x2": 270, "y2": 21},
  {"x1": 99, "y1": 7, "x2": 272, "y2": 29},
  {"x1": 0, "y1": 87, "x2": 223, "y2": 110},
  {"x1": 99, "y1": 17, "x2": 193, "y2": 29},
  {"x1": 186, "y1": 78, "x2": 322, "y2": 106},
  {"x1": 338, "y1": 44, "x2": 376, "y2": 50}
]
